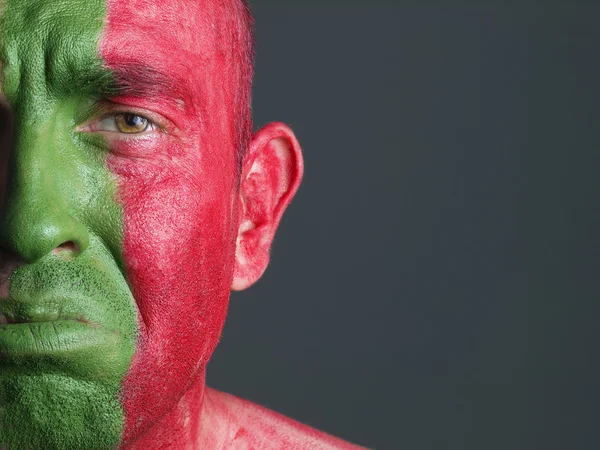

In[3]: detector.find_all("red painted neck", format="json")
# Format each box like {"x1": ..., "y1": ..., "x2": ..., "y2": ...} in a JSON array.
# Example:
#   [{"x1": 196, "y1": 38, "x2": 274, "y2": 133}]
[{"x1": 120, "y1": 370, "x2": 207, "y2": 450}]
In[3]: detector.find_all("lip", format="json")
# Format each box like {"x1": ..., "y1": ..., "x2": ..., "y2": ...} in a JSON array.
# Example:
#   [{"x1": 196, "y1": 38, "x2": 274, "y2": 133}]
[
  {"x1": 0, "y1": 319, "x2": 118, "y2": 358},
  {"x1": 0, "y1": 312, "x2": 93, "y2": 325}
]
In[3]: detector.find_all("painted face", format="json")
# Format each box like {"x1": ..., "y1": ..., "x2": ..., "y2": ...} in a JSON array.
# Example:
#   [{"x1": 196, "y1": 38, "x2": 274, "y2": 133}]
[{"x1": 0, "y1": 0, "x2": 250, "y2": 448}]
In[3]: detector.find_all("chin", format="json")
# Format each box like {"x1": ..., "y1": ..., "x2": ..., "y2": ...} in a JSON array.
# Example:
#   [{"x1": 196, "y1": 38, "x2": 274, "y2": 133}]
[{"x1": 0, "y1": 373, "x2": 124, "y2": 450}]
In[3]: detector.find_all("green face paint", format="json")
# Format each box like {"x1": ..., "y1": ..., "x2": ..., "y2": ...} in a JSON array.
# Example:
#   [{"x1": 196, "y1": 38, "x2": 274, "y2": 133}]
[{"x1": 0, "y1": 1, "x2": 137, "y2": 449}]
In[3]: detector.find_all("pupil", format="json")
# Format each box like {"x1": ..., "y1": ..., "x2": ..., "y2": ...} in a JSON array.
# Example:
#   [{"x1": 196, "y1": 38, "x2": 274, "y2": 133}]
[{"x1": 125, "y1": 114, "x2": 144, "y2": 127}]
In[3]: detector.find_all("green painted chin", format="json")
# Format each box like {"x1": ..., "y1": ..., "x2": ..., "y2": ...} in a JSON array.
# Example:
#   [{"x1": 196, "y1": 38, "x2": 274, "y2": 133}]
[{"x1": 0, "y1": 375, "x2": 124, "y2": 450}]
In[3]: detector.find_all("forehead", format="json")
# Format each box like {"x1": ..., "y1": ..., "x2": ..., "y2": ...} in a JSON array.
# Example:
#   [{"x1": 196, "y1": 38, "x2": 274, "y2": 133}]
[
  {"x1": 0, "y1": 0, "x2": 104, "y2": 37},
  {"x1": 0, "y1": 0, "x2": 105, "y2": 96},
  {"x1": 101, "y1": 0, "x2": 224, "y2": 72},
  {"x1": 0, "y1": 0, "x2": 227, "y2": 99},
  {"x1": 0, "y1": 0, "x2": 221, "y2": 48}
]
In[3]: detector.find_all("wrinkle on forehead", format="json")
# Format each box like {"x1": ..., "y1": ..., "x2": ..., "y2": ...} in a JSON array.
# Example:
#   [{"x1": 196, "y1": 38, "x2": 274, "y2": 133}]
[
  {"x1": 103, "y1": 2, "x2": 203, "y2": 103},
  {"x1": 0, "y1": 0, "x2": 107, "y2": 105},
  {"x1": 101, "y1": 0, "x2": 241, "y2": 59}
]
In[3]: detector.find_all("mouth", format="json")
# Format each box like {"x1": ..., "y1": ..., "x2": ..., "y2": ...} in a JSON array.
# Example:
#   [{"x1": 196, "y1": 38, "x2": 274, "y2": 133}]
[
  {"x1": 0, "y1": 311, "x2": 94, "y2": 326},
  {"x1": 0, "y1": 312, "x2": 117, "y2": 359}
]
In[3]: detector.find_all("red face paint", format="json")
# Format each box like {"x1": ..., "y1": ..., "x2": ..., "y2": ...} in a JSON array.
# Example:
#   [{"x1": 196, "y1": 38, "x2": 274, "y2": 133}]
[
  {"x1": 100, "y1": 1, "x2": 245, "y2": 446},
  {"x1": 101, "y1": 1, "x2": 360, "y2": 448}
]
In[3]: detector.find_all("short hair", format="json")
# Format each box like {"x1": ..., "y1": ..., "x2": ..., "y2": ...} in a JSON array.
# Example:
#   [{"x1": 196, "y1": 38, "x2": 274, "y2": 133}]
[{"x1": 232, "y1": 0, "x2": 255, "y2": 170}]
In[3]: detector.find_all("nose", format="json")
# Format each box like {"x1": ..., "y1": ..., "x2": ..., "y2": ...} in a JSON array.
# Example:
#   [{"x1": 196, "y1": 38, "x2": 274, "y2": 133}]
[{"x1": 0, "y1": 120, "x2": 90, "y2": 264}]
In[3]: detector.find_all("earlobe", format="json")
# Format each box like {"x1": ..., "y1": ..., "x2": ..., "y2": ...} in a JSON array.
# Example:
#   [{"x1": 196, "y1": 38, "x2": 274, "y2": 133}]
[{"x1": 231, "y1": 122, "x2": 304, "y2": 291}]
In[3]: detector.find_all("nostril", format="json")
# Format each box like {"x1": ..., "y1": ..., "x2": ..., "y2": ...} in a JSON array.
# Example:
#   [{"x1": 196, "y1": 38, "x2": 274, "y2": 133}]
[
  {"x1": 0, "y1": 250, "x2": 25, "y2": 299},
  {"x1": 53, "y1": 241, "x2": 80, "y2": 255}
]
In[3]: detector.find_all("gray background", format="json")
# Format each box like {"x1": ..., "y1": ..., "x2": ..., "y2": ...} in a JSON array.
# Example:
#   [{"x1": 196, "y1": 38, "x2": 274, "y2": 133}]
[{"x1": 207, "y1": 3, "x2": 600, "y2": 449}]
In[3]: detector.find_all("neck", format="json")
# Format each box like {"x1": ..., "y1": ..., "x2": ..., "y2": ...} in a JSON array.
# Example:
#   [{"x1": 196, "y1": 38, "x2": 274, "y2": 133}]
[{"x1": 121, "y1": 371, "x2": 208, "y2": 450}]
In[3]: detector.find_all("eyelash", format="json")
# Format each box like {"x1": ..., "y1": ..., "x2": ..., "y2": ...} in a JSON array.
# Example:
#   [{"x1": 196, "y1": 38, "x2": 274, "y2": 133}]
[
  {"x1": 78, "y1": 108, "x2": 168, "y2": 136},
  {"x1": 98, "y1": 113, "x2": 155, "y2": 134}
]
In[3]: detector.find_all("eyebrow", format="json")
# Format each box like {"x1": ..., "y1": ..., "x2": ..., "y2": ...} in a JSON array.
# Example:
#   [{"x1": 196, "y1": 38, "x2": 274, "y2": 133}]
[{"x1": 74, "y1": 60, "x2": 189, "y2": 107}]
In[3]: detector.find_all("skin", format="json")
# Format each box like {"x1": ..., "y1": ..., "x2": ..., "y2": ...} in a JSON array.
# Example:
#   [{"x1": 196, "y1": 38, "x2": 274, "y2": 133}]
[
  {"x1": 0, "y1": 1, "x2": 136, "y2": 448},
  {"x1": 0, "y1": 0, "x2": 363, "y2": 448}
]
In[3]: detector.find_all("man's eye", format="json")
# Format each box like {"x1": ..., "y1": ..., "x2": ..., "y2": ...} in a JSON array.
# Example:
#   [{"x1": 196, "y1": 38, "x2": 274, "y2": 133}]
[{"x1": 96, "y1": 113, "x2": 154, "y2": 134}]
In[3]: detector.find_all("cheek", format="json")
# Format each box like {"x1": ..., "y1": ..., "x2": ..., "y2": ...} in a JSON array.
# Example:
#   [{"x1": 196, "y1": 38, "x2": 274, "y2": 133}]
[
  {"x1": 111, "y1": 153, "x2": 237, "y2": 344},
  {"x1": 107, "y1": 144, "x2": 238, "y2": 438}
]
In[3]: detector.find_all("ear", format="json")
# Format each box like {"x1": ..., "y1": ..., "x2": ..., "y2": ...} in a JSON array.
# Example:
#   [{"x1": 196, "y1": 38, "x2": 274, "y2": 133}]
[{"x1": 231, "y1": 122, "x2": 304, "y2": 291}]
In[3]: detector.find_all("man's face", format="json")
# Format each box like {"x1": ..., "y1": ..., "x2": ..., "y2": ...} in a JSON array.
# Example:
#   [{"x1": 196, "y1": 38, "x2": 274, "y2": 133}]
[{"x1": 0, "y1": 0, "x2": 246, "y2": 448}]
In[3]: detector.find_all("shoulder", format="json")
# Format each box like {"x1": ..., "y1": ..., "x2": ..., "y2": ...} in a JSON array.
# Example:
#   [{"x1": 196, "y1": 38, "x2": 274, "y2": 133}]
[{"x1": 201, "y1": 387, "x2": 365, "y2": 450}]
